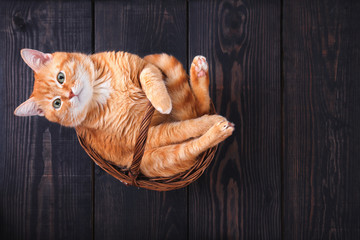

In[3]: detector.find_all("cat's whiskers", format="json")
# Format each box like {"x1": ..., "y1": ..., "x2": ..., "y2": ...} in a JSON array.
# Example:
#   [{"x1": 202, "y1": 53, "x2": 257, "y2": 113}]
[
  {"x1": 70, "y1": 111, "x2": 76, "y2": 126},
  {"x1": 67, "y1": 109, "x2": 78, "y2": 127}
]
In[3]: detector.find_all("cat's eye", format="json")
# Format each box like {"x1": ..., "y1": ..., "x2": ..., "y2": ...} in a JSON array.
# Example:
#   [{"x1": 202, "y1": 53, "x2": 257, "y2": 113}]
[
  {"x1": 57, "y1": 72, "x2": 65, "y2": 84},
  {"x1": 53, "y1": 98, "x2": 61, "y2": 109}
]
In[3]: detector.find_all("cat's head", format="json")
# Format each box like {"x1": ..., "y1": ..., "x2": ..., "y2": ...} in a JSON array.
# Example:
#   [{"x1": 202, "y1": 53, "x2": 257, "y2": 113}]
[{"x1": 14, "y1": 49, "x2": 95, "y2": 127}]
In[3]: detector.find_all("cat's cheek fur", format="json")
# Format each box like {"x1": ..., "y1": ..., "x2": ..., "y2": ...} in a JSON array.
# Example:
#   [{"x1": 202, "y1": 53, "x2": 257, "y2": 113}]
[
  {"x1": 72, "y1": 106, "x2": 89, "y2": 127},
  {"x1": 65, "y1": 104, "x2": 90, "y2": 127},
  {"x1": 44, "y1": 111, "x2": 60, "y2": 124}
]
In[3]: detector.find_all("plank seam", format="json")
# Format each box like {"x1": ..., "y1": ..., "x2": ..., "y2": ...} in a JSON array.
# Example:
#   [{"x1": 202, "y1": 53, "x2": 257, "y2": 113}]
[
  {"x1": 186, "y1": 1, "x2": 190, "y2": 239},
  {"x1": 91, "y1": 1, "x2": 95, "y2": 240},
  {"x1": 280, "y1": 0, "x2": 285, "y2": 239}
]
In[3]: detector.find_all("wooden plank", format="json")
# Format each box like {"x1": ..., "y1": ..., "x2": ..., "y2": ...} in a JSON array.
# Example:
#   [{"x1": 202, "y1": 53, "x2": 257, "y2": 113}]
[
  {"x1": 94, "y1": 1, "x2": 187, "y2": 239},
  {"x1": 188, "y1": 0, "x2": 281, "y2": 239},
  {"x1": 283, "y1": 0, "x2": 360, "y2": 239},
  {"x1": 0, "y1": 1, "x2": 92, "y2": 239}
]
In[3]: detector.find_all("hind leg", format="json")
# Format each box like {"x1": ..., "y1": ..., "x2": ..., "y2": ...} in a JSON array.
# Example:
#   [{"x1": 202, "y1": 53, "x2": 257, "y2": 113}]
[
  {"x1": 190, "y1": 56, "x2": 211, "y2": 116},
  {"x1": 147, "y1": 114, "x2": 227, "y2": 148},
  {"x1": 140, "y1": 119, "x2": 235, "y2": 177}
]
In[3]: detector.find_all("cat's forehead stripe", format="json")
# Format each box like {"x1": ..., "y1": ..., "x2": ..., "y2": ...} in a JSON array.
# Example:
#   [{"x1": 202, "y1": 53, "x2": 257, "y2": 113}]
[{"x1": 66, "y1": 61, "x2": 76, "y2": 76}]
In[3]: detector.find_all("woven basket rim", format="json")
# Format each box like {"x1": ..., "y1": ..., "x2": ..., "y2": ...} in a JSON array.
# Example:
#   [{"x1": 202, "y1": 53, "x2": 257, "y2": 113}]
[{"x1": 76, "y1": 101, "x2": 218, "y2": 191}]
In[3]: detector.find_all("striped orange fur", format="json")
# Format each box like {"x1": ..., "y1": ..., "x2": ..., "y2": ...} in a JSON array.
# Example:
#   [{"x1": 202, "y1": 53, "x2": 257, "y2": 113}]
[{"x1": 14, "y1": 49, "x2": 234, "y2": 177}]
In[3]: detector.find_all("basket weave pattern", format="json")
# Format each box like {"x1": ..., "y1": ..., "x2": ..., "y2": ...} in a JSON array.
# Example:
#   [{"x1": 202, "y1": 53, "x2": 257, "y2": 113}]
[{"x1": 76, "y1": 102, "x2": 217, "y2": 191}]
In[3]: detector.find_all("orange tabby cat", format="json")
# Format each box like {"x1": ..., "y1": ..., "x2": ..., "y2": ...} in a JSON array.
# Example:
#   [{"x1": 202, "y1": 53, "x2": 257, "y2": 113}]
[{"x1": 14, "y1": 49, "x2": 234, "y2": 177}]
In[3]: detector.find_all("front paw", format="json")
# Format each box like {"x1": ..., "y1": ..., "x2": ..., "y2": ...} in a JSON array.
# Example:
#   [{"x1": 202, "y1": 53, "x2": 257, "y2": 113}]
[
  {"x1": 149, "y1": 95, "x2": 172, "y2": 114},
  {"x1": 192, "y1": 56, "x2": 208, "y2": 77},
  {"x1": 210, "y1": 120, "x2": 235, "y2": 142}
]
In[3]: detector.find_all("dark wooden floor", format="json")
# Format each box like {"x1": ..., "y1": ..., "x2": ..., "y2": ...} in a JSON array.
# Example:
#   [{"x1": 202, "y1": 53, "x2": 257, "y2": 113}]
[{"x1": 0, "y1": 0, "x2": 359, "y2": 239}]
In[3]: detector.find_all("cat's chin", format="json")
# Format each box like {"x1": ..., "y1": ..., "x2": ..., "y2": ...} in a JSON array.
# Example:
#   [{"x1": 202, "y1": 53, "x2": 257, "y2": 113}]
[{"x1": 60, "y1": 109, "x2": 88, "y2": 127}]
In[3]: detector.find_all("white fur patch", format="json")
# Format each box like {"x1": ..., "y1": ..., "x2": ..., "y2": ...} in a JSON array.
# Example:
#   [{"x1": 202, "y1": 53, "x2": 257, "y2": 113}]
[
  {"x1": 72, "y1": 64, "x2": 93, "y2": 112},
  {"x1": 156, "y1": 104, "x2": 172, "y2": 114},
  {"x1": 93, "y1": 80, "x2": 111, "y2": 106}
]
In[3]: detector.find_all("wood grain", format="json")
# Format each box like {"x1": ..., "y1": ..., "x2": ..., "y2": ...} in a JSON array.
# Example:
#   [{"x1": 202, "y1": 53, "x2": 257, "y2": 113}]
[
  {"x1": 2, "y1": 1, "x2": 360, "y2": 239},
  {"x1": 188, "y1": 0, "x2": 281, "y2": 239},
  {"x1": 283, "y1": 0, "x2": 360, "y2": 239},
  {"x1": 0, "y1": 1, "x2": 92, "y2": 239},
  {"x1": 94, "y1": 1, "x2": 187, "y2": 239}
]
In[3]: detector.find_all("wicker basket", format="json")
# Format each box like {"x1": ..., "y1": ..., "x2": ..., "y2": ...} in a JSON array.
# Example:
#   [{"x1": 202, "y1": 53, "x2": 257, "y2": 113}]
[{"x1": 76, "y1": 101, "x2": 217, "y2": 191}]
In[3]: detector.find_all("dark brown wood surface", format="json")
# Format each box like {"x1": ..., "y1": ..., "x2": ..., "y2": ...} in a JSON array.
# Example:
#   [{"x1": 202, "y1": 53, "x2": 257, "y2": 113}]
[
  {"x1": 283, "y1": 0, "x2": 360, "y2": 239},
  {"x1": 188, "y1": 0, "x2": 281, "y2": 239},
  {"x1": 2, "y1": 0, "x2": 360, "y2": 239},
  {"x1": 0, "y1": 1, "x2": 92, "y2": 240},
  {"x1": 93, "y1": 1, "x2": 188, "y2": 239}
]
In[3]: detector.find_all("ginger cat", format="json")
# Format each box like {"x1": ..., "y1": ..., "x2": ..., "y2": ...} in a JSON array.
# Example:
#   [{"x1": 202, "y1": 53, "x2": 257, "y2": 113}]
[{"x1": 14, "y1": 49, "x2": 234, "y2": 177}]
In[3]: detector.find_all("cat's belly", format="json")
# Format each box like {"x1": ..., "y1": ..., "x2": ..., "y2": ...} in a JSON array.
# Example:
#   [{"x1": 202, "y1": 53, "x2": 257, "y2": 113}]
[{"x1": 76, "y1": 125, "x2": 137, "y2": 168}]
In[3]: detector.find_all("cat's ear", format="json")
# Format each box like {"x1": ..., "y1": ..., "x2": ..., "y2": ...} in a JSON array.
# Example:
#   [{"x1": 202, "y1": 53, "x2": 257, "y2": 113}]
[
  {"x1": 14, "y1": 97, "x2": 44, "y2": 117},
  {"x1": 20, "y1": 49, "x2": 53, "y2": 73}
]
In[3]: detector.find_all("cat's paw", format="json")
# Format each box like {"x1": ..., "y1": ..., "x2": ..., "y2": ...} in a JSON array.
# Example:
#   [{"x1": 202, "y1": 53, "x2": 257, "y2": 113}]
[
  {"x1": 209, "y1": 120, "x2": 235, "y2": 144},
  {"x1": 150, "y1": 95, "x2": 172, "y2": 114},
  {"x1": 200, "y1": 114, "x2": 227, "y2": 127},
  {"x1": 192, "y1": 56, "x2": 208, "y2": 77}
]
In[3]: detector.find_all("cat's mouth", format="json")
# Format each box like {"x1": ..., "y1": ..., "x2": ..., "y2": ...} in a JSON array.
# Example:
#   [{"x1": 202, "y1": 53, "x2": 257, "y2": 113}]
[
  {"x1": 70, "y1": 82, "x2": 93, "y2": 112},
  {"x1": 75, "y1": 88, "x2": 84, "y2": 100},
  {"x1": 70, "y1": 87, "x2": 84, "y2": 105}
]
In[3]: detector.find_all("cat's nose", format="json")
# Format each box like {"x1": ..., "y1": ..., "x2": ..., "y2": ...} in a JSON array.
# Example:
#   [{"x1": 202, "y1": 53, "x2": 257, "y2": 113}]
[{"x1": 69, "y1": 90, "x2": 75, "y2": 99}]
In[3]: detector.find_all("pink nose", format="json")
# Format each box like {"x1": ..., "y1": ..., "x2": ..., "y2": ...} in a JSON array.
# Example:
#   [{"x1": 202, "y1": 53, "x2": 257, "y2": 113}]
[{"x1": 69, "y1": 90, "x2": 75, "y2": 99}]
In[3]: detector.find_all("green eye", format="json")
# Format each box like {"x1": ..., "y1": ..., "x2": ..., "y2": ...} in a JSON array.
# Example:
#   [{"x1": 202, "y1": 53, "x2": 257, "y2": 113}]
[
  {"x1": 53, "y1": 98, "x2": 61, "y2": 109},
  {"x1": 57, "y1": 72, "x2": 65, "y2": 84}
]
